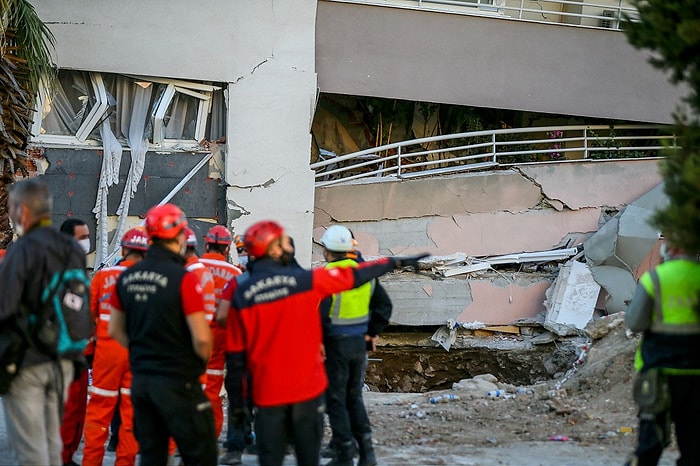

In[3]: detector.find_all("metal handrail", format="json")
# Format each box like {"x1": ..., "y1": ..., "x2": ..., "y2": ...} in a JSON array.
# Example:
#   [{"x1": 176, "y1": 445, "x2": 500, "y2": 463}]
[
  {"x1": 311, "y1": 125, "x2": 677, "y2": 187},
  {"x1": 327, "y1": 0, "x2": 637, "y2": 30}
]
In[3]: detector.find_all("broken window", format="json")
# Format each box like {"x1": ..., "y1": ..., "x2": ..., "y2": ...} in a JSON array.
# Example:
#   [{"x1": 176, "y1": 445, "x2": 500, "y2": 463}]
[{"x1": 32, "y1": 70, "x2": 223, "y2": 149}]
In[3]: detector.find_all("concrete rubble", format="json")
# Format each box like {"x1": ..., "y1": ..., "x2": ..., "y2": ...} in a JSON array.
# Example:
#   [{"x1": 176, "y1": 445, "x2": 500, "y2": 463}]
[{"x1": 420, "y1": 183, "x2": 667, "y2": 345}]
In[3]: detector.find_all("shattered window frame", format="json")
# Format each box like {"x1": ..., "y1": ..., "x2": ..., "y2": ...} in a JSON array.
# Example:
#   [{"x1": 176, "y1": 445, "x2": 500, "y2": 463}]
[
  {"x1": 31, "y1": 71, "x2": 107, "y2": 147},
  {"x1": 31, "y1": 70, "x2": 219, "y2": 150}
]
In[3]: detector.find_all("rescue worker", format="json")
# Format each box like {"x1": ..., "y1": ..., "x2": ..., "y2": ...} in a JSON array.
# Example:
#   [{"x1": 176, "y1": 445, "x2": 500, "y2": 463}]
[
  {"x1": 184, "y1": 227, "x2": 218, "y2": 338},
  {"x1": 217, "y1": 265, "x2": 253, "y2": 466},
  {"x1": 625, "y1": 239, "x2": 700, "y2": 466},
  {"x1": 108, "y1": 203, "x2": 217, "y2": 466},
  {"x1": 59, "y1": 217, "x2": 94, "y2": 466},
  {"x1": 320, "y1": 225, "x2": 392, "y2": 466},
  {"x1": 228, "y1": 219, "x2": 426, "y2": 466},
  {"x1": 199, "y1": 224, "x2": 242, "y2": 440},
  {"x1": 234, "y1": 234, "x2": 248, "y2": 271},
  {"x1": 82, "y1": 227, "x2": 149, "y2": 466}
]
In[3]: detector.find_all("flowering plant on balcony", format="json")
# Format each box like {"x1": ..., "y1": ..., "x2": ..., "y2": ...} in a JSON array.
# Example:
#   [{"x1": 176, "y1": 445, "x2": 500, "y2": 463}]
[{"x1": 547, "y1": 130, "x2": 565, "y2": 160}]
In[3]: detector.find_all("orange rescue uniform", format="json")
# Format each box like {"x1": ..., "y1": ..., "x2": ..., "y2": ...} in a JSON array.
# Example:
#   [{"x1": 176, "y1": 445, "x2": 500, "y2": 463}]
[
  {"x1": 82, "y1": 261, "x2": 139, "y2": 466},
  {"x1": 200, "y1": 252, "x2": 241, "y2": 437},
  {"x1": 185, "y1": 255, "x2": 217, "y2": 386}
]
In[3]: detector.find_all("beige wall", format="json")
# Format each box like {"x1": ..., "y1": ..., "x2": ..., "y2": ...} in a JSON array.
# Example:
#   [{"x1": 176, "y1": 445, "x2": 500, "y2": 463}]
[{"x1": 313, "y1": 159, "x2": 663, "y2": 325}]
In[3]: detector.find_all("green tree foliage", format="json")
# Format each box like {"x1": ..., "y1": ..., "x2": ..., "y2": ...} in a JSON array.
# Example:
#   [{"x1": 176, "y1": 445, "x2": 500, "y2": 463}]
[
  {"x1": 624, "y1": 0, "x2": 700, "y2": 253},
  {"x1": 0, "y1": 0, "x2": 55, "y2": 246}
]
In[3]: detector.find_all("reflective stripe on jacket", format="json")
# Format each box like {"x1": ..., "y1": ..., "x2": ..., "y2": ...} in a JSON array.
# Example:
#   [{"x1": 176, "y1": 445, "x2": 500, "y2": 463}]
[
  {"x1": 325, "y1": 258, "x2": 373, "y2": 326},
  {"x1": 635, "y1": 259, "x2": 700, "y2": 374}
]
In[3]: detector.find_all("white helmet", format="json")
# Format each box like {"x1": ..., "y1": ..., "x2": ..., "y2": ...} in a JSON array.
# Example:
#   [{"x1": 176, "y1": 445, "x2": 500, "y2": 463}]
[{"x1": 321, "y1": 225, "x2": 353, "y2": 252}]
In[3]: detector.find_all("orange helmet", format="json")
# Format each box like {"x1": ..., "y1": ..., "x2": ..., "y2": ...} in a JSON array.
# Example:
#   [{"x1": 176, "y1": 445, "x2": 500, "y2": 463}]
[
  {"x1": 205, "y1": 225, "x2": 232, "y2": 245},
  {"x1": 145, "y1": 204, "x2": 187, "y2": 240},
  {"x1": 234, "y1": 234, "x2": 245, "y2": 250},
  {"x1": 244, "y1": 220, "x2": 283, "y2": 259},
  {"x1": 121, "y1": 227, "x2": 149, "y2": 251},
  {"x1": 184, "y1": 227, "x2": 198, "y2": 248}
]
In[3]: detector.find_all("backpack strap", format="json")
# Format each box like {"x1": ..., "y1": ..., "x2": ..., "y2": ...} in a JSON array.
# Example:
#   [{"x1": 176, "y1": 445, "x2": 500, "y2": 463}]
[{"x1": 44, "y1": 241, "x2": 74, "y2": 307}]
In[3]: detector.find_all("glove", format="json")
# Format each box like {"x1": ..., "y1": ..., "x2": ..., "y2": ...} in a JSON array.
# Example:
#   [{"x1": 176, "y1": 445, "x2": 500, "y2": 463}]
[{"x1": 392, "y1": 253, "x2": 430, "y2": 270}]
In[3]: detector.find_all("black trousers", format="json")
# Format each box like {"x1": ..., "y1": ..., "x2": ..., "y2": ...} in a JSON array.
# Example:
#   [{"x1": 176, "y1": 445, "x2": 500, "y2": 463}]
[
  {"x1": 324, "y1": 334, "x2": 372, "y2": 446},
  {"x1": 131, "y1": 374, "x2": 218, "y2": 466},
  {"x1": 633, "y1": 374, "x2": 700, "y2": 466},
  {"x1": 223, "y1": 352, "x2": 254, "y2": 452},
  {"x1": 255, "y1": 393, "x2": 325, "y2": 466}
]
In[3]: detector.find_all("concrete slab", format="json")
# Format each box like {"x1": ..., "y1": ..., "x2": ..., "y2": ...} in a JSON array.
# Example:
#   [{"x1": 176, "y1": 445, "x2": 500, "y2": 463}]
[
  {"x1": 456, "y1": 279, "x2": 552, "y2": 326},
  {"x1": 544, "y1": 261, "x2": 600, "y2": 336},
  {"x1": 590, "y1": 265, "x2": 637, "y2": 314},
  {"x1": 518, "y1": 159, "x2": 663, "y2": 210},
  {"x1": 382, "y1": 277, "x2": 472, "y2": 326}
]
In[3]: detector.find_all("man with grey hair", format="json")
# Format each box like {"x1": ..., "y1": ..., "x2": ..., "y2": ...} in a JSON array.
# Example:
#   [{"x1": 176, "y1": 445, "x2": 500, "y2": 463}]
[{"x1": 0, "y1": 176, "x2": 87, "y2": 465}]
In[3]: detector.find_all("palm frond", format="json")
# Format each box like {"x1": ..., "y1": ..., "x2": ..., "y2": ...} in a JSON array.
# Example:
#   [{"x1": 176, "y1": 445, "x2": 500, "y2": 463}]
[{"x1": 4, "y1": 0, "x2": 56, "y2": 105}]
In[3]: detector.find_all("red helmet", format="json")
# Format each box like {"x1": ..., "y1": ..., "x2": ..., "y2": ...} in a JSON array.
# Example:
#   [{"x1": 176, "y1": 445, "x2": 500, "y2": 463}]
[
  {"x1": 184, "y1": 227, "x2": 198, "y2": 248},
  {"x1": 121, "y1": 227, "x2": 149, "y2": 251},
  {"x1": 205, "y1": 225, "x2": 233, "y2": 245},
  {"x1": 145, "y1": 203, "x2": 187, "y2": 240},
  {"x1": 244, "y1": 220, "x2": 283, "y2": 259}
]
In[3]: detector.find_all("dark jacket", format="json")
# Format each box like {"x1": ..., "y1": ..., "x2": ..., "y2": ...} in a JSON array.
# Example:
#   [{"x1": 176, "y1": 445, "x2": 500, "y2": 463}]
[
  {"x1": 115, "y1": 244, "x2": 207, "y2": 381},
  {"x1": 0, "y1": 222, "x2": 86, "y2": 368}
]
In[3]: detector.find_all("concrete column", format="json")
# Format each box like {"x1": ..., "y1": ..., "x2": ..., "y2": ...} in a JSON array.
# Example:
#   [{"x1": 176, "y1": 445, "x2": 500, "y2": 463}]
[{"x1": 225, "y1": 1, "x2": 318, "y2": 266}]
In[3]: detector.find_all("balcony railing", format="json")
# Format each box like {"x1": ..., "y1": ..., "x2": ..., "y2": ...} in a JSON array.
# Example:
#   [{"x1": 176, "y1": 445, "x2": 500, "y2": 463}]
[
  {"x1": 311, "y1": 125, "x2": 677, "y2": 187},
  {"x1": 326, "y1": 0, "x2": 637, "y2": 30}
]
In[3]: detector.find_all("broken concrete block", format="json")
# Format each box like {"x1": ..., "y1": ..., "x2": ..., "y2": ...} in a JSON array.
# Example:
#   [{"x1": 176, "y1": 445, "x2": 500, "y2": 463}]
[
  {"x1": 590, "y1": 265, "x2": 637, "y2": 314},
  {"x1": 531, "y1": 331, "x2": 557, "y2": 345},
  {"x1": 473, "y1": 373, "x2": 499, "y2": 383},
  {"x1": 544, "y1": 261, "x2": 601, "y2": 336},
  {"x1": 584, "y1": 312, "x2": 625, "y2": 340},
  {"x1": 451, "y1": 378, "x2": 498, "y2": 395},
  {"x1": 431, "y1": 326, "x2": 457, "y2": 351}
]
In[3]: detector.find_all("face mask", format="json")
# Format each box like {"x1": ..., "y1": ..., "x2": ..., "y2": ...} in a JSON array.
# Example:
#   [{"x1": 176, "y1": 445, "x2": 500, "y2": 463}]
[
  {"x1": 78, "y1": 238, "x2": 91, "y2": 254},
  {"x1": 280, "y1": 250, "x2": 294, "y2": 266},
  {"x1": 238, "y1": 255, "x2": 249, "y2": 268}
]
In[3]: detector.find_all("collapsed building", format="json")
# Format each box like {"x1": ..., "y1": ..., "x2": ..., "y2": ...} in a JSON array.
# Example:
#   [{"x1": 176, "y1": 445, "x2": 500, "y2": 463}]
[
  {"x1": 25, "y1": 1, "x2": 682, "y2": 391},
  {"x1": 311, "y1": 160, "x2": 665, "y2": 391}
]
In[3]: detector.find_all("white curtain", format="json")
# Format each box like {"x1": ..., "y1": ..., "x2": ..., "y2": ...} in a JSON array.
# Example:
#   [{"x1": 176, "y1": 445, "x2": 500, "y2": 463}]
[
  {"x1": 107, "y1": 83, "x2": 153, "y2": 256},
  {"x1": 92, "y1": 117, "x2": 123, "y2": 267}
]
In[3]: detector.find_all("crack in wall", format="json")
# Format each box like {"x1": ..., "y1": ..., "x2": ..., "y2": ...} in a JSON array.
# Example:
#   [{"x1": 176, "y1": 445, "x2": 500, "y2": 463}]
[
  {"x1": 252, "y1": 58, "x2": 270, "y2": 74},
  {"x1": 231, "y1": 56, "x2": 272, "y2": 86},
  {"x1": 230, "y1": 177, "x2": 277, "y2": 190},
  {"x1": 226, "y1": 199, "x2": 249, "y2": 219},
  {"x1": 514, "y1": 167, "x2": 569, "y2": 211}
]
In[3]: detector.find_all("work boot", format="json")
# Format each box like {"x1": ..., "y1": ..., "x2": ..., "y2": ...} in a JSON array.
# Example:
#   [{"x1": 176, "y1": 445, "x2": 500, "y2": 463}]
[
  {"x1": 357, "y1": 433, "x2": 377, "y2": 466},
  {"x1": 326, "y1": 440, "x2": 354, "y2": 466},
  {"x1": 321, "y1": 438, "x2": 338, "y2": 459},
  {"x1": 219, "y1": 449, "x2": 243, "y2": 465}
]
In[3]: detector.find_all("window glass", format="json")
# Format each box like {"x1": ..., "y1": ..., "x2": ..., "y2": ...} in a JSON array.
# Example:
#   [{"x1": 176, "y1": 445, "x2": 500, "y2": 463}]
[{"x1": 40, "y1": 71, "x2": 94, "y2": 136}]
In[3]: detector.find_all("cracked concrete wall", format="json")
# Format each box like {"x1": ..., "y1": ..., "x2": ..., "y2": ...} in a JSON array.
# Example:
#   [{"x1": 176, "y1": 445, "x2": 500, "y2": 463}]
[
  {"x1": 313, "y1": 159, "x2": 663, "y2": 326},
  {"x1": 32, "y1": 0, "x2": 319, "y2": 265},
  {"x1": 224, "y1": 2, "x2": 318, "y2": 265},
  {"x1": 314, "y1": 160, "x2": 662, "y2": 257}
]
